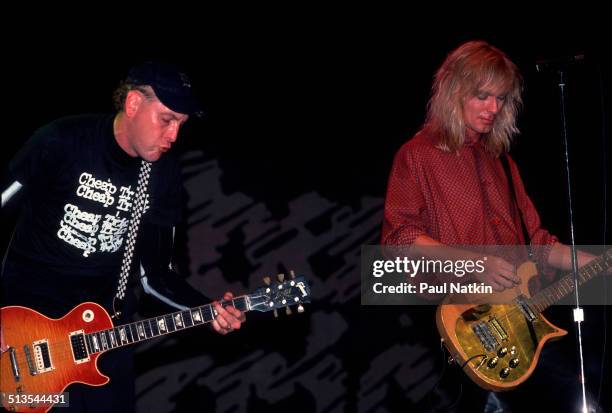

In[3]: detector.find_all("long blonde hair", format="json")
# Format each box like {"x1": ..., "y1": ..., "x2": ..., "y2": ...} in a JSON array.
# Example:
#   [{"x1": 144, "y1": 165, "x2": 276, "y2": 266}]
[{"x1": 423, "y1": 40, "x2": 523, "y2": 156}]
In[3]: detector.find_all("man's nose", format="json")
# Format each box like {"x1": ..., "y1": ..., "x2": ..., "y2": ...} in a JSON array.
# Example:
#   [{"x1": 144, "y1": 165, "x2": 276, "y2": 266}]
[
  {"x1": 487, "y1": 97, "x2": 499, "y2": 113},
  {"x1": 166, "y1": 124, "x2": 180, "y2": 142}
]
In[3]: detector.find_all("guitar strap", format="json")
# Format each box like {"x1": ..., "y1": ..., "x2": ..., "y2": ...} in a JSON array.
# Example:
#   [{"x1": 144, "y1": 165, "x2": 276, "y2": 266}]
[
  {"x1": 500, "y1": 155, "x2": 534, "y2": 260},
  {"x1": 112, "y1": 160, "x2": 152, "y2": 319}
]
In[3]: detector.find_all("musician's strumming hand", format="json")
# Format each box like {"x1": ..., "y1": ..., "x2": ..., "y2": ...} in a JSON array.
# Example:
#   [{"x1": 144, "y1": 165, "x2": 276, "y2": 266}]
[
  {"x1": 211, "y1": 292, "x2": 246, "y2": 335},
  {"x1": 474, "y1": 255, "x2": 521, "y2": 292}
]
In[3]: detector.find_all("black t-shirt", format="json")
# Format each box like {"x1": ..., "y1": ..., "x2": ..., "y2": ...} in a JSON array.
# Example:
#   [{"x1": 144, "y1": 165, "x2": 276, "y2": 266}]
[{"x1": 3, "y1": 114, "x2": 182, "y2": 314}]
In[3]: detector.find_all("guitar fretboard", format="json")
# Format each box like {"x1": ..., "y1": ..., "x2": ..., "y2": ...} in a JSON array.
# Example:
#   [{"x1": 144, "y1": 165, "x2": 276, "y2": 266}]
[
  {"x1": 84, "y1": 297, "x2": 248, "y2": 354},
  {"x1": 529, "y1": 248, "x2": 612, "y2": 313}
]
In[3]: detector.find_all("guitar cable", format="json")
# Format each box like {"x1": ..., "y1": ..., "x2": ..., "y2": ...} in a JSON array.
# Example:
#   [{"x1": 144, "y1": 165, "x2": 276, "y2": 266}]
[
  {"x1": 437, "y1": 383, "x2": 463, "y2": 412},
  {"x1": 459, "y1": 353, "x2": 487, "y2": 370},
  {"x1": 421, "y1": 341, "x2": 452, "y2": 411},
  {"x1": 438, "y1": 353, "x2": 487, "y2": 412},
  {"x1": 436, "y1": 344, "x2": 465, "y2": 413},
  {"x1": 421, "y1": 340, "x2": 484, "y2": 411}
]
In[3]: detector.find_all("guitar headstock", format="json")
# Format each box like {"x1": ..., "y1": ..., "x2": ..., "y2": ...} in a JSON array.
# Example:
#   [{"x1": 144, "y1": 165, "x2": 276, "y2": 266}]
[{"x1": 248, "y1": 271, "x2": 311, "y2": 316}]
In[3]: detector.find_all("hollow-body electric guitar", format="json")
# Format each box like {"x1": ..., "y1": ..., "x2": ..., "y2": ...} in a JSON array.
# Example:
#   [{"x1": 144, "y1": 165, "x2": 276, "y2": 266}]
[
  {"x1": 437, "y1": 248, "x2": 611, "y2": 391},
  {"x1": 1, "y1": 273, "x2": 310, "y2": 412}
]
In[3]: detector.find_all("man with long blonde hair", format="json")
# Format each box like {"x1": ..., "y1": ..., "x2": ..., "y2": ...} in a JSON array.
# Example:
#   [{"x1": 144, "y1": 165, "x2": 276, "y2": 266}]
[
  {"x1": 384, "y1": 40, "x2": 596, "y2": 292},
  {"x1": 382, "y1": 40, "x2": 603, "y2": 411}
]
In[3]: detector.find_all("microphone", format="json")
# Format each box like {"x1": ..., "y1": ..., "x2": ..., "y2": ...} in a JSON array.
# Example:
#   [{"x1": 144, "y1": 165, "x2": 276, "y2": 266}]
[{"x1": 535, "y1": 53, "x2": 585, "y2": 72}]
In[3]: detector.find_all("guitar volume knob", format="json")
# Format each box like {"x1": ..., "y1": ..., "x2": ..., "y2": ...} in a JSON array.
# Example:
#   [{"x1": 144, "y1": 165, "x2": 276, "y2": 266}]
[
  {"x1": 499, "y1": 367, "x2": 510, "y2": 378},
  {"x1": 487, "y1": 357, "x2": 499, "y2": 368},
  {"x1": 509, "y1": 358, "x2": 519, "y2": 368},
  {"x1": 497, "y1": 347, "x2": 508, "y2": 357}
]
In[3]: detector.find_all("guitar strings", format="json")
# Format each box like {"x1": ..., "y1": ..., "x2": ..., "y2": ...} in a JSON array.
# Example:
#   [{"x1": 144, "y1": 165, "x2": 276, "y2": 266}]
[
  {"x1": 2, "y1": 292, "x2": 303, "y2": 367},
  {"x1": 3, "y1": 315, "x2": 221, "y2": 367},
  {"x1": 1, "y1": 297, "x2": 252, "y2": 366}
]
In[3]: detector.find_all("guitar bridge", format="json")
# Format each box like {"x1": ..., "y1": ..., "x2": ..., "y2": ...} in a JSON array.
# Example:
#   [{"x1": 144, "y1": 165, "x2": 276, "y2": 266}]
[
  {"x1": 472, "y1": 321, "x2": 499, "y2": 352},
  {"x1": 23, "y1": 345, "x2": 36, "y2": 376}
]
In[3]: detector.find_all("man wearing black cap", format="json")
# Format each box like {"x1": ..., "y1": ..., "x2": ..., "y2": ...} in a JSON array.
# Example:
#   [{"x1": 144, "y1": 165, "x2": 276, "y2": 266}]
[
  {"x1": 1, "y1": 61, "x2": 244, "y2": 412},
  {"x1": 114, "y1": 61, "x2": 203, "y2": 162}
]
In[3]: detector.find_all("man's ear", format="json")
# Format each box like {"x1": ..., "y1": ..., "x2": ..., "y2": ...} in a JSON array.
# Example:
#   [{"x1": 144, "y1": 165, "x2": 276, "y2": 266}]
[{"x1": 124, "y1": 90, "x2": 144, "y2": 118}]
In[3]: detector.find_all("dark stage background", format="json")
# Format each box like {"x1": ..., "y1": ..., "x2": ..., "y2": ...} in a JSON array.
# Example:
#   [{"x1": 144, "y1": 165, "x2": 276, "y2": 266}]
[{"x1": 3, "y1": 22, "x2": 611, "y2": 412}]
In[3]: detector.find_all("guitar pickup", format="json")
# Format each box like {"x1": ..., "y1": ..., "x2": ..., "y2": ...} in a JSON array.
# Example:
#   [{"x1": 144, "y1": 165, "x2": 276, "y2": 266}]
[
  {"x1": 488, "y1": 317, "x2": 508, "y2": 341},
  {"x1": 69, "y1": 330, "x2": 90, "y2": 364},
  {"x1": 515, "y1": 296, "x2": 537, "y2": 322},
  {"x1": 32, "y1": 339, "x2": 54, "y2": 373}
]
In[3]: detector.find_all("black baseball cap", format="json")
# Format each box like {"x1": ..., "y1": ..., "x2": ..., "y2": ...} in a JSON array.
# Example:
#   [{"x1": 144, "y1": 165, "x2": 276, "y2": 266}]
[{"x1": 126, "y1": 61, "x2": 203, "y2": 118}]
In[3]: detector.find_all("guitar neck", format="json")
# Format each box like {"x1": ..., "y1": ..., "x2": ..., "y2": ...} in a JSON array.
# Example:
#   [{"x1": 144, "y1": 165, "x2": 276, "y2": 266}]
[
  {"x1": 529, "y1": 248, "x2": 612, "y2": 312},
  {"x1": 85, "y1": 297, "x2": 250, "y2": 354}
]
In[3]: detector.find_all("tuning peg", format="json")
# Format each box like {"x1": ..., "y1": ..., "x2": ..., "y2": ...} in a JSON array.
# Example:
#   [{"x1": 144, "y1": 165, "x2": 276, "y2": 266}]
[
  {"x1": 277, "y1": 273, "x2": 285, "y2": 282},
  {"x1": 273, "y1": 309, "x2": 278, "y2": 318},
  {"x1": 289, "y1": 270, "x2": 296, "y2": 279},
  {"x1": 297, "y1": 304, "x2": 304, "y2": 313},
  {"x1": 263, "y1": 276, "x2": 271, "y2": 286},
  {"x1": 285, "y1": 306, "x2": 292, "y2": 315}
]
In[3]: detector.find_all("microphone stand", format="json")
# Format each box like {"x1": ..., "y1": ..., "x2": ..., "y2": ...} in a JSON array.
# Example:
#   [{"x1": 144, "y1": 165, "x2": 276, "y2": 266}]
[{"x1": 557, "y1": 69, "x2": 589, "y2": 413}]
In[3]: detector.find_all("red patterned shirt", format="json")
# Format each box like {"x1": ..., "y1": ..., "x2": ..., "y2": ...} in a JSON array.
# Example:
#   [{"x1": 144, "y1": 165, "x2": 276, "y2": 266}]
[{"x1": 382, "y1": 130, "x2": 558, "y2": 270}]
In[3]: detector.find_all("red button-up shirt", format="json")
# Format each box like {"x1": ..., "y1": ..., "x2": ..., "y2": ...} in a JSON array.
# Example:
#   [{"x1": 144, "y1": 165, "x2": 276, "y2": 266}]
[{"x1": 382, "y1": 131, "x2": 558, "y2": 270}]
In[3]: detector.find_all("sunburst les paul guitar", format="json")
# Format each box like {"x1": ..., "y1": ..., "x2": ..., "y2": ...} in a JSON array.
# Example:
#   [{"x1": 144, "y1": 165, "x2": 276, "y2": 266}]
[
  {"x1": 437, "y1": 248, "x2": 611, "y2": 391},
  {"x1": 0, "y1": 273, "x2": 310, "y2": 412}
]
